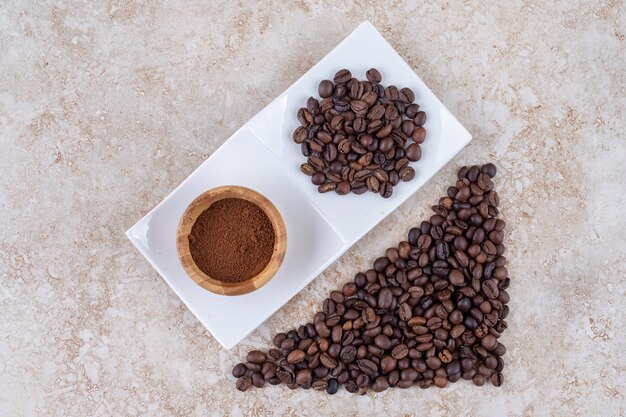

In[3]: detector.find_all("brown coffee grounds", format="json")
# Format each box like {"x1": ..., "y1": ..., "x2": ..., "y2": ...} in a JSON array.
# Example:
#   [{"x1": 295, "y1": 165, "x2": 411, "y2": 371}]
[{"x1": 189, "y1": 198, "x2": 275, "y2": 283}]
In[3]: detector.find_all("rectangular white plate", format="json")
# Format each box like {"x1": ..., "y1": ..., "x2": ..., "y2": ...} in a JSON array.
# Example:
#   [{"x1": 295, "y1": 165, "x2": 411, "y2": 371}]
[{"x1": 126, "y1": 21, "x2": 471, "y2": 349}]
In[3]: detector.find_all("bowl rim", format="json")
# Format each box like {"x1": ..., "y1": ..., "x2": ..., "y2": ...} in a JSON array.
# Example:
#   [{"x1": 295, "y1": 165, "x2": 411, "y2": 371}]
[{"x1": 176, "y1": 185, "x2": 287, "y2": 296}]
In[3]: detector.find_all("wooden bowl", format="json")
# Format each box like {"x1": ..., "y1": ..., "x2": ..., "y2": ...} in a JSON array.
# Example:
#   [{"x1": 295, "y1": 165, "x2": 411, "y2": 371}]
[{"x1": 176, "y1": 186, "x2": 287, "y2": 296}]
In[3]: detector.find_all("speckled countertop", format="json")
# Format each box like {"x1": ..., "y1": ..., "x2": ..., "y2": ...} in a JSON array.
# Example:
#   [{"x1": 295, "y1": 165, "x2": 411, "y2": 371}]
[{"x1": 1, "y1": 1, "x2": 624, "y2": 416}]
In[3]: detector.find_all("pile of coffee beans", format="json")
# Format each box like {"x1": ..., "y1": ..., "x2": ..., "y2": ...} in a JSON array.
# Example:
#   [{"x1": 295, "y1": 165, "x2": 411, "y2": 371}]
[
  {"x1": 293, "y1": 68, "x2": 427, "y2": 198},
  {"x1": 232, "y1": 164, "x2": 509, "y2": 394}
]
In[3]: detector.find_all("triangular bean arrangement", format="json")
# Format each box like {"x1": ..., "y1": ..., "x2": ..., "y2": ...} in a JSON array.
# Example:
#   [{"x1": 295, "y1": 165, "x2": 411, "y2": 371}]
[{"x1": 232, "y1": 164, "x2": 509, "y2": 394}]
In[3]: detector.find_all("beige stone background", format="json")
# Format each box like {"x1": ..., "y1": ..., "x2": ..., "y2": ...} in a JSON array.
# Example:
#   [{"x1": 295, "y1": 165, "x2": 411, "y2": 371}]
[{"x1": 1, "y1": 1, "x2": 625, "y2": 416}]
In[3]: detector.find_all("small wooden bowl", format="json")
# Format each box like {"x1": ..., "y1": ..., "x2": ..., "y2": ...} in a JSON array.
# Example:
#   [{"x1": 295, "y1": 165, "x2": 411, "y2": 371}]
[{"x1": 176, "y1": 186, "x2": 287, "y2": 296}]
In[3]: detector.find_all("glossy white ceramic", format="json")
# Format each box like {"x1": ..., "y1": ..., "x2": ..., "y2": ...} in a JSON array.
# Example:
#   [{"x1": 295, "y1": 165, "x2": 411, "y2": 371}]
[{"x1": 126, "y1": 21, "x2": 472, "y2": 349}]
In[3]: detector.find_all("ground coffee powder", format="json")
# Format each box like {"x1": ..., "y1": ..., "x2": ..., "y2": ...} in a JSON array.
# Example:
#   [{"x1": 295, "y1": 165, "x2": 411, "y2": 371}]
[{"x1": 189, "y1": 198, "x2": 275, "y2": 283}]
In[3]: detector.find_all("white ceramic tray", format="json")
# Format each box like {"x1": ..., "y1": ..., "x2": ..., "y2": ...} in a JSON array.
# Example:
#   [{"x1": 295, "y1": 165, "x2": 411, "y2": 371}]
[{"x1": 126, "y1": 21, "x2": 472, "y2": 349}]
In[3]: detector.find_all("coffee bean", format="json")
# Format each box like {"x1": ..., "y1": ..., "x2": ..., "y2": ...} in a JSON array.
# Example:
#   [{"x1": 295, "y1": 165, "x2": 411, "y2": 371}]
[
  {"x1": 399, "y1": 166, "x2": 415, "y2": 182},
  {"x1": 246, "y1": 350, "x2": 267, "y2": 364},
  {"x1": 366, "y1": 68, "x2": 382, "y2": 83},
  {"x1": 477, "y1": 163, "x2": 496, "y2": 179},
  {"x1": 339, "y1": 345, "x2": 357, "y2": 363},
  {"x1": 374, "y1": 334, "x2": 392, "y2": 350},
  {"x1": 325, "y1": 378, "x2": 339, "y2": 394},
  {"x1": 372, "y1": 376, "x2": 390, "y2": 392},
  {"x1": 396, "y1": 85, "x2": 411, "y2": 101},
  {"x1": 351, "y1": 100, "x2": 369, "y2": 114},
  {"x1": 311, "y1": 379, "x2": 328, "y2": 391},
  {"x1": 287, "y1": 349, "x2": 305, "y2": 364},
  {"x1": 357, "y1": 358, "x2": 378, "y2": 375},
  {"x1": 391, "y1": 344, "x2": 409, "y2": 360},
  {"x1": 245, "y1": 362, "x2": 262, "y2": 373},
  {"x1": 491, "y1": 372, "x2": 503, "y2": 387},
  {"x1": 320, "y1": 352, "x2": 338, "y2": 369},
  {"x1": 481, "y1": 334, "x2": 498, "y2": 351},
  {"x1": 336, "y1": 181, "x2": 351, "y2": 195},
  {"x1": 295, "y1": 369, "x2": 312, "y2": 386},
  {"x1": 381, "y1": 356, "x2": 398, "y2": 373},
  {"x1": 482, "y1": 280, "x2": 500, "y2": 299},
  {"x1": 477, "y1": 173, "x2": 493, "y2": 191},
  {"x1": 293, "y1": 126, "x2": 308, "y2": 144},
  {"x1": 334, "y1": 69, "x2": 352, "y2": 84},
  {"x1": 448, "y1": 269, "x2": 465, "y2": 286},
  {"x1": 236, "y1": 375, "x2": 252, "y2": 392},
  {"x1": 398, "y1": 303, "x2": 412, "y2": 321},
  {"x1": 232, "y1": 363, "x2": 247, "y2": 378},
  {"x1": 328, "y1": 342, "x2": 341, "y2": 358},
  {"x1": 251, "y1": 372, "x2": 265, "y2": 388},
  {"x1": 377, "y1": 288, "x2": 393, "y2": 309},
  {"x1": 426, "y1": 317, "x2": 443, "y2": 330},
  {"x1": 311, "y1": 172, "x2": 326, "y2": 185},
  {"x1": 319, "y1": 80, "x2": 334, "y2": 98}
]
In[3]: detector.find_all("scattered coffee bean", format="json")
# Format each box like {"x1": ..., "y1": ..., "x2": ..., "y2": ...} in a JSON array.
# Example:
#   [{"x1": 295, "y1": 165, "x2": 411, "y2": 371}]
[
  {"x1": 232, "y1": 164, "x2": 508, "y2": 394},
  {"x1": 326, "y1": 378, "x2": 339, "y2": 395},
  {"x1": 236, "y1": 375, "x2": 252, "y2": 392},
  {"x1": 246, "y1": 350, "x2": 267, "y2": 364},
  {"x1": 293, "y1": 68, "x2": 428, "y2": 197},
  {"x1": 232, "y1": 363, "x2": 246, "y2": 378}
]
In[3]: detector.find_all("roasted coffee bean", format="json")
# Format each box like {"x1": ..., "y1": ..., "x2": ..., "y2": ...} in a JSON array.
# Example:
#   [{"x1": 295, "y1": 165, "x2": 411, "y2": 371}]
[
  {"x1": 318, "y1": 182, "x2": 336, "y2": 193},
  {"x1": 251, "y1": 372, "x2": 265, "y2": 388},
  {"x1": 481, "y1": 163, "x2": 497, "y2": 178},
  {"x1": 274, "y1": 333, "x2": 287, "y2": 348},
  {"x1": 491, "y1": 372, "x2": 503, "y2": 387},
  {"x1": 350, "y1": 82, "x2": 364, "y2": 100},
  {"x1": 295, "y1": 369, "x2": 312, "y2": 386},
  {"x1": 293, "y1": 126, "x2": 308, "y2": 144},
  {"x1": 323, "y1": 144, "x2": 338, "y2": 162},
  {"x1": 366, "y1": 68, "x2": 383, "y2": 83},
  {"x1": 287, "y1": 349, "x2": 306, "y2": 364},
  {"x1": 319, "y1": 80, "x2": 334, "y2": 98},
  {"x1": 449, "y1": 269, "x2": 465, "y2": 286},
  {"x1": 413, "y1": 111, "x2": 427, "y2": 127},
  {"x1": 334, "y1": 69, "x2": 352, "y2": 84},
  {"x1": 311, "y1": 172, "x2": 326, "y2": 186},
  {"x1": 378, "y1": 288, "x2": 393, "y2": 309},
  {"x1": 340, "y1": 345, "x2": 357, "y2": 363},
  {"x1": 351, "y1": 100, "x2": 369, "y2": 114},
  {"x1": 399, "y1": 166, "x2": 415, "y2": 182},
  {"x1": 326, "y1": 378, "x2": 339, "y2": 394},
  {"x1": 245, "y1": 362, "x2": 262, "y2": 373},
  {"x1": 336, "y1": 181, "x2": 351, "y2": 195},
  {"x1": 236, "y1": 375, "x2": 252, "y2": 392},
  {"x1": 247, "y1": 350, "x2": 267, "y2": 364},
  {"x1": 481, "y1": 334, "x2": 498, "y2": 351},
  {"x1": 320, "y1": 353, "x2": 338, "y2": 369},
  {"x1": 357, "y1": 358, "x2": 378, "y2": 375},
  {"x1": 391, "y1": 344, "x2": 409, "y2": 359},
  {"x1": 312, "y1": 379, "x2": 328, "y2": 391},
  {"x1": 372, "y1": 376, "x2": 390, "y2": 392},
  {"x1": 398, "y1": 303, "x2": 412, "y2": 321},
  {"x1": 366, "y1": 176, "x2": 380, "y2": 193},
  {"x1": 482, "y1": 280, "x2": 500, "y2": 299},
  {"x1": 232, "y1": 363, "x2": 247, "y2": 378},
  {"x1": 344, "y1": 379, "x2": 358, "y2": 393},
  {"x1": 328, "y1": 343, "x2": 341, "y2": 358},
  {"x1": 300, "y1": 163, "x2": 316, "y2": 176},
  {"x1": 379, "y1": 356, "x2": 396, "y2": 373},
  {"x1": 362, "y1": 91, "x2": 378, "y2": 106},
  {"x1": 374, "y1": 334, "x2": 392, "y2": 350}
]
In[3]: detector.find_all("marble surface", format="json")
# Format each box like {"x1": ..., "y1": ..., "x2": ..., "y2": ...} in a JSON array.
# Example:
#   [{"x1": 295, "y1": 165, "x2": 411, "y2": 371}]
[{"x1": 1, "y1": 1, "x2": 624, "y2": 416}]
